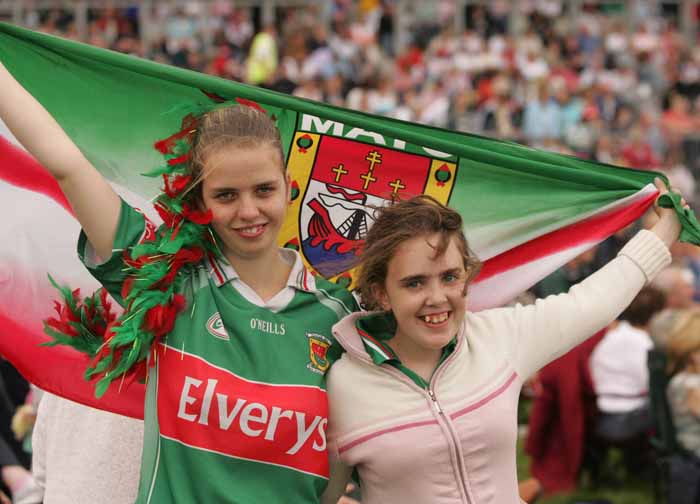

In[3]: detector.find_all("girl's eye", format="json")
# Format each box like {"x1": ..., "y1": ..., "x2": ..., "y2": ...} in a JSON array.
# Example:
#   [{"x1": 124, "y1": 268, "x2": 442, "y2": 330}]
[
  {"x1": 405, "y1": 279, "x2": 423, "y2": 289},
  {"x1": 216, "y1": 192, "x2": 236, "y2": 201},
  {"x1": 257, "y1": 185, "x2": 274, "y2": 195},
  {"x1": 443, "y1": 272, "x2": 463, "y2": 283}
]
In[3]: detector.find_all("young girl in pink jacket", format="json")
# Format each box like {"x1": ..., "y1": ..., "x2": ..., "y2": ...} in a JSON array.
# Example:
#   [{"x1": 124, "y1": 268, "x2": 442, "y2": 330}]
[{"x1": 323, "y1": 185, "x2": 684, "y2": 504}]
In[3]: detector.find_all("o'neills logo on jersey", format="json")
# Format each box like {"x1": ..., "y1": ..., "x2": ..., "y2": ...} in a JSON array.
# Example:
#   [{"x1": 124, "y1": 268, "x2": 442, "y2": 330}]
[
  {"x1": 250, "y1": 317, "x2": 286, "y2": 335},
  {"x1": 156, "y1": 344, "x2": 329, "y2": 478},
  {"x1": 206, "y1": 313, "x2": 229, "y2": 341}
]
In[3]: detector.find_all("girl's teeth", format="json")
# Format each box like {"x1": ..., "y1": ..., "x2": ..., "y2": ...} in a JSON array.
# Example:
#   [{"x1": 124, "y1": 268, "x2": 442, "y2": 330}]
[
  {"x1": 240, "y1": 225, "x2": 262, "y2": 234},
  {"x1": 423, "y1": 313, "x2": 448, "y2": 324}
]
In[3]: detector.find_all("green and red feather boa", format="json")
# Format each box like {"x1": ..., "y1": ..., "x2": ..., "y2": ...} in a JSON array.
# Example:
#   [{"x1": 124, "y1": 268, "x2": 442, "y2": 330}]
[{"x1": 42, "y1": 101, "x2": 236, "y2": 398}]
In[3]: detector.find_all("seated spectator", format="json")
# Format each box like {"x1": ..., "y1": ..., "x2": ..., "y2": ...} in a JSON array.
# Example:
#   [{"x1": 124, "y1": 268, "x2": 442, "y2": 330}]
[
  {"x1": 620, "y1": 126, "x2": 660, "y2": 170},
  {"x1": 649, "y1": 265, "x2": 696, "y2": 354},
  {"x1": 481, "y1": 78, "x2": 521, "y2": 140},
  {"x1": 593, "y1": 133, "x2": 621, "y2": 165},
  {"x1": 591, "y1": 286, "x2": 666, "y2": 447},
  {"x1": 666, "y1": 309, "x2": 700, "y2": 457},
  {"x1": 652, "y1": 265, "x2": 696, "y2": 312},
  {"x1": 662, "y1": 93, "x2": 698, "y2": 150},
  {"x1": 651, "y1": 308, "x2": 684, "y2": 352},
  {"x1": 525, "y1": 330, "x2": 606, "y2": 496},
  {"x1": 522, "y1": 80, "x2": 561, "y2": 145},
  {"x1": 652, "y1": 266, "x2": 695, "y2": 309},
  {"x1": 554, "y1": 85, "x2": 583, "y2": 141}
]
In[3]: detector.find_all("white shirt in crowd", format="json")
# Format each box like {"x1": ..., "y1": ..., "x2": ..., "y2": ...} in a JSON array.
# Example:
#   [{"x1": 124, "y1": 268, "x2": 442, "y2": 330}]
[{"x1": 591, "y1": 320, "x2": 653, "y2": 413}]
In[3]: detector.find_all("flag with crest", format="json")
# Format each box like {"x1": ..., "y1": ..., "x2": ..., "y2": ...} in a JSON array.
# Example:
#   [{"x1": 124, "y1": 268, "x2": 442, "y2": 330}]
[{"x1": 0, "y1": 23, "x2": 698, "y2": 418}]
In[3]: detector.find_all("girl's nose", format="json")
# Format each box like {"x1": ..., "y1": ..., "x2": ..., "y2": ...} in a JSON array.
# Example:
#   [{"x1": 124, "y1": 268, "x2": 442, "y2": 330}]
[
  {"x1": 426, "y1": 283, "x2": 448, "y2": 305},
  {"x1": 237, "y1": 195, "x2": 260, "y2": 219}
]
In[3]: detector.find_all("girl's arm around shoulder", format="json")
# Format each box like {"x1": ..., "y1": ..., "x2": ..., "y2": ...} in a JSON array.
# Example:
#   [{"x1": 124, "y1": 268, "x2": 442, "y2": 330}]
[
  {"x1": 320, "y1": 452, "x2": 354, "y2": 504},
  {"x1": 0, "y1": 61, "x2": 120, "y2": 259},
  {"x1": 497, "y1": 179, "x2": 681, "y2": 378}
]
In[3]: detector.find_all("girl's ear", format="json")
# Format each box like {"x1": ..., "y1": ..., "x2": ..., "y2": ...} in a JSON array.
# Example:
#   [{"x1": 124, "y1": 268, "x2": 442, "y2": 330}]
[
  {"x1": 194, "y1": 189, "x2": 206, "y2": 212},
  {"x1": 372, "y1": 283, "x2": 390, "y2": 311},
  {"x1": 192, "y1": 173, "x2": 206, "y2": 212},
  {"x1": 195, "y1": 194, "x2": 205, "y2": 212}
]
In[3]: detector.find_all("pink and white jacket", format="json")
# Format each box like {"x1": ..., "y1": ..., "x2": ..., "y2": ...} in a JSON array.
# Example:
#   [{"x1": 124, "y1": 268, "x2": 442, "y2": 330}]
[{"x1": 322, "y1": 230, "x2": 670, "y2": 504}]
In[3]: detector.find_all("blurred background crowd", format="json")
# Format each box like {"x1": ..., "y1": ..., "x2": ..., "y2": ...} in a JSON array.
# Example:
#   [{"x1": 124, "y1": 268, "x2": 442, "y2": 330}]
[
  {"x1": 1, "y1": 1, "x2": 700, "y2": 503},
  {"x1": 3, "y1": 0, "x2": 700, "y2": 203}
]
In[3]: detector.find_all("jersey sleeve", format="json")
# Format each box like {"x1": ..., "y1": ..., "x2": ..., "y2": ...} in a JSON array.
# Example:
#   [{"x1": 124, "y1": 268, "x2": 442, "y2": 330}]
[{"x1": 77, "y1": 198, "x2": 156, "y2": 307}]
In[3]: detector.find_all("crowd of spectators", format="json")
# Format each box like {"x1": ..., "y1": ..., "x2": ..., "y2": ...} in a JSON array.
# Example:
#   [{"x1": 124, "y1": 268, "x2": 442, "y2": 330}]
[{"x1": 13, "y1": 0, "x2": 700, "y2": 206}]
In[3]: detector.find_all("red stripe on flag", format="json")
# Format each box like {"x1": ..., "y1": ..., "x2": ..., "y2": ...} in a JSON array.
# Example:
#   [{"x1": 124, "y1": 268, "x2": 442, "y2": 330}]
[
  {"x1": 476, "y1": 191, "x2": 657, "y2": 282},
  {"x1": 0, "y1": 311, "x2": 145, "y2": 419},
  {"x1": 0, "y1": 136, "x2": 74, "y2": 216}
]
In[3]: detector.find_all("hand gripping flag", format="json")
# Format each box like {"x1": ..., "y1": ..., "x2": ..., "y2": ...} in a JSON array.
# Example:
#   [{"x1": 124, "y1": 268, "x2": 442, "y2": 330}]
[{"x1": 0, "y1": 23, "x2": 698, "y2": 419}]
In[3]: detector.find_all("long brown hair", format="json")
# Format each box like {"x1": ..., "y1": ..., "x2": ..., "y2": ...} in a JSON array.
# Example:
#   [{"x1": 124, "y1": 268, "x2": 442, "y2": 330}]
[
  {"x1": 185, "y1": 105, "x2": 285, "y2": 202},
  {"x1": 357, "y1": 195, "x2": 481, "y2": 310}
]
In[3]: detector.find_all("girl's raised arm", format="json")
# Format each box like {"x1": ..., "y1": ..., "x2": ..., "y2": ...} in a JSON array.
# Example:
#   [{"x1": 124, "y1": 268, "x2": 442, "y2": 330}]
[{"x1": 0, "y1": 61, "x2": 121, "y2": 259}]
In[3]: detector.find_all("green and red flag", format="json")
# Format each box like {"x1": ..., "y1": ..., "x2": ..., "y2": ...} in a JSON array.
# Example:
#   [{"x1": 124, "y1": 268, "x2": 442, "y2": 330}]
[{"x1": 0, "y1": 23, "x2": 697, "y2": 418}]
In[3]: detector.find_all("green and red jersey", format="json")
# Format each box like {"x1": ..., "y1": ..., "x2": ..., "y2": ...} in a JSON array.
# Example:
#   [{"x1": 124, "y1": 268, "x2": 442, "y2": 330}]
[{"x1": 78, "y1": 200, "x2": 357, "y2": 503}]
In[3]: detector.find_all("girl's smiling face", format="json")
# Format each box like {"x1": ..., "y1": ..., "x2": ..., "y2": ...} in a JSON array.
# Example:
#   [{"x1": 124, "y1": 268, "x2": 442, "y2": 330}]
[
  {"x1": 199, "y1": 143, "x2": 290, "y2": 263},
  {"x1": 376, "y1": 232, "x2": 468, "y2": 358}
]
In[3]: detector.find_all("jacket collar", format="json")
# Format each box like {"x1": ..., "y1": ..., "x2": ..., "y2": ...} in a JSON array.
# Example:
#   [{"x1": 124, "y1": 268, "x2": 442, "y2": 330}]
[{"x1": 333, "y1": 311, "x2": 465, "y2": 364}]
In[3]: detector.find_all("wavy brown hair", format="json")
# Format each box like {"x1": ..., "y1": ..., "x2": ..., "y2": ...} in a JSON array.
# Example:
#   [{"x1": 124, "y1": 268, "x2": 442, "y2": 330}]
[{"x1": 357, "y1": 195, "x2": 481, "y2": 310}]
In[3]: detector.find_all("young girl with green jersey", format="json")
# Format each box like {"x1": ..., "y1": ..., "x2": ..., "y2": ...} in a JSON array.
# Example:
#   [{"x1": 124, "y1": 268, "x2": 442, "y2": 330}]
[
  {"x1": 0, "y1": 61, "x2": 358, "y2": 503},
  {"x1": 322, "y1": 192, "x2": 685, "y2": 504}
]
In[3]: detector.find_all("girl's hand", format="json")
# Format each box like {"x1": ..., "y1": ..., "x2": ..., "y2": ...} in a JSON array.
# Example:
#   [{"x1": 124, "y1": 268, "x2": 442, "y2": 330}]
[
  {"x1": 651, "y1": 177, "x2": 687, "y2": 248},
  {"x1": 336, "y1": 483, "x2": 360, "y2": 504}
]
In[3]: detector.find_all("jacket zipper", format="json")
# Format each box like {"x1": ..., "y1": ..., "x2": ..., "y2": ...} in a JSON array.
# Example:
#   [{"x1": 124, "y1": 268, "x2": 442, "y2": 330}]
[
  {"x1": 336, "y1": 325, "x2": 472, "y2": 501},
  {"x1": 427, "y1": 388, "x2": 443, "y2": 413},
  {"x1": 426, "y1": 386, "x2": 471, "y2": 502}
]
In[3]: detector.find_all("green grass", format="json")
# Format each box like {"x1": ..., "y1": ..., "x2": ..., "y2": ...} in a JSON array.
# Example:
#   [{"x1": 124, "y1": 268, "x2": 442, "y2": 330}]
[{"x1": 517, "y1": 437, "x2": 654, "y2": 504}]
